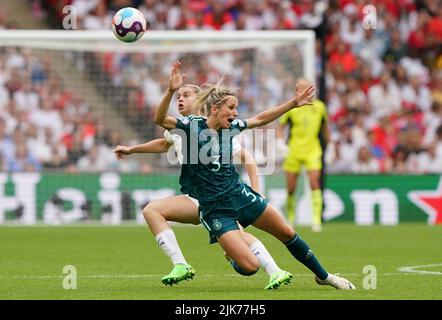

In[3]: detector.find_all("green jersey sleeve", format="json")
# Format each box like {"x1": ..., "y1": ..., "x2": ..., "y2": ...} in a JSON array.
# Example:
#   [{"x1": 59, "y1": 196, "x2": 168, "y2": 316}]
[
  {"x1": 230, "y1": 119, "x2": 248, "y2": 134},
  {"x1": 175, "y1": 116, "x2": 191, "y2": 131}
]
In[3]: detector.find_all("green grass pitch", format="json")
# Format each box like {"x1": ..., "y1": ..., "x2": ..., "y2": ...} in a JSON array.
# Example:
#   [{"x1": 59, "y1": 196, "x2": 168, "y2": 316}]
[{"x1": 0, "y1": 223, "x2": 441, "y2": 300}]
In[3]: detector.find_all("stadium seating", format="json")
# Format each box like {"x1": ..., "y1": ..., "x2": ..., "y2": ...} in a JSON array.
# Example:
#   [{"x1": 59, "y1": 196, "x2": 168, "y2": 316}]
[{"x1": 0, "y1": 0, "x2": 441, "y2": 173}]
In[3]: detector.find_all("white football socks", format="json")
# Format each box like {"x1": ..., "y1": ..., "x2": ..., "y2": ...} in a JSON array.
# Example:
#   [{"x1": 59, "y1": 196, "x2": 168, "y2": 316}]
[
  {"x1": 249, "y1": 240, "x2": 282, "y2": 276},
  {"x1": 155, "y1": 229, "x2": 187, "y2": 265}
]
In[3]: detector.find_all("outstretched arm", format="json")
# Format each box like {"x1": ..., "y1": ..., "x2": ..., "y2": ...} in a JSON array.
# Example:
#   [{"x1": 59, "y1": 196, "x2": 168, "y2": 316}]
[
  {"x1": 154, "y1": 61, "x2": 184, "y2": 130},
  {"x1": 113, "y1": 139, "x2": 171, "y2": 160},
  {"x1": 246, "y1": 84, "x2": 315, "y2": 129}
]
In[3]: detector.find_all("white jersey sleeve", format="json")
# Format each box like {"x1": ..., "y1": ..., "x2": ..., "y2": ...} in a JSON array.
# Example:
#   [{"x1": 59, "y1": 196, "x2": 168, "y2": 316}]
[
  {"x1": 232, "y1": 137, "x2": 242, "y2": 156},
  {"x1": 164, "y1": 130, "x2": 183, "y2": 164},
  {"x1": 163, "y1": 130, "x2": 176, "y2": 144}
]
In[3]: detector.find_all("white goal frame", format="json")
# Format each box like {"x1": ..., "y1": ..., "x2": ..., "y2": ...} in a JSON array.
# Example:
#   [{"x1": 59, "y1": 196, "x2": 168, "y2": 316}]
[{"x1": 0, "y1": 30, "x2": 315, "y2": 83}]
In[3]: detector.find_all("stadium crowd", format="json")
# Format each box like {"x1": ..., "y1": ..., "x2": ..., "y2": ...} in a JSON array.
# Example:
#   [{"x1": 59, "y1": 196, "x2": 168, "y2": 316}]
[
  {"x1": 0, "y1": 0, "x2": 441, "y2": 173},
  {"x1": 0, "y1": 47, "x2": 142, "y2": 173}
]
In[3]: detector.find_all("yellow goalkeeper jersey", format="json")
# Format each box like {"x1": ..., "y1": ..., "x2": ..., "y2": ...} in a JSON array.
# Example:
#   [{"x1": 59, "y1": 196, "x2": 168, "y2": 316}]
[{"x1": 279, "y1": 99, "x2": 328, "y2": 156}]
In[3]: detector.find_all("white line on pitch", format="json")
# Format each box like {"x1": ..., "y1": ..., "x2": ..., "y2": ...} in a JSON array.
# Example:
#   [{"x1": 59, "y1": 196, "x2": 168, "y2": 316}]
[{"x1": 398, "y1": 263, "x2": 442, "y2": 275}]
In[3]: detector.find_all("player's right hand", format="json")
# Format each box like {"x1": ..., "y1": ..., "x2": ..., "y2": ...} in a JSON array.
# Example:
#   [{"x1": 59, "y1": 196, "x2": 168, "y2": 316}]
[{"x1": 113, "y1": 145, "x2": 131, "y2": 160}]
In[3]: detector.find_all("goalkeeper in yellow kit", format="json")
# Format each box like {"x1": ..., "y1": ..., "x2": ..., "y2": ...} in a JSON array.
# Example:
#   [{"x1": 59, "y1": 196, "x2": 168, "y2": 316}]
[{"x1": 276, "y1": 80, "x2": 330, "y2": 232}]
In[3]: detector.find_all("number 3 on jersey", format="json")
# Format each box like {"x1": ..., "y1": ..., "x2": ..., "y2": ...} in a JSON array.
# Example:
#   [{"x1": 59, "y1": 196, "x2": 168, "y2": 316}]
[
  {"x1": 241, "y1": 186, "x2": 257, "y2": 202},
  {"x1": 211, "y1": 155, "x2": 221, "y2": 172}
]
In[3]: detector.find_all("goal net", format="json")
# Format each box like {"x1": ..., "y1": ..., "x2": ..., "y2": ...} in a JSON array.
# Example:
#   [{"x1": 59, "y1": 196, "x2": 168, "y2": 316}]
[{"x1": 0, "y1": 30, "x2": 315, "y2": 224}]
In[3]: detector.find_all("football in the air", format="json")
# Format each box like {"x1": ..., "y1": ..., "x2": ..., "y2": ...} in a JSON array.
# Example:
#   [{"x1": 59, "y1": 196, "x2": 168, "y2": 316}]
[{"x1": 112, "y1": 7, "x2": 147, "y2": 43}]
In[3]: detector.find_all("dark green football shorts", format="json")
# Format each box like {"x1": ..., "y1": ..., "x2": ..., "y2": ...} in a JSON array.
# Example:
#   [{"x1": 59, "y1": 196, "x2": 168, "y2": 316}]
[{"x1": 198, "y1": 184, "x2": 268, "y2": 244}]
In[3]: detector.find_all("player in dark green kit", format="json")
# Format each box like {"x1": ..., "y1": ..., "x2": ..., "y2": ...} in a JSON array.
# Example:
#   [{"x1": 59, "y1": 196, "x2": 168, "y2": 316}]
[
  {"x1": 174, "y1": 115, "x2": 268, "y2": 242},
  {"x1": 155, "y1": 67, "x2": 355, "y2": 290},
  {"x1": 116, "y1": 62, "x2": 291, "y2": 289}
]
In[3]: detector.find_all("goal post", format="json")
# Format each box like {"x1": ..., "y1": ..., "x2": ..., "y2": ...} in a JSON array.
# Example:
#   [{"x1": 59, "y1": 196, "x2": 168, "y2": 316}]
[{"x1": 0, "y1": 30, "x2": 315, "y2": 81}]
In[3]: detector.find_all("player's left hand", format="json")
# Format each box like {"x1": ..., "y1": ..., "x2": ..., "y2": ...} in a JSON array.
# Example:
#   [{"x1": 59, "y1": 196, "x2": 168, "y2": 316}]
[{"x1": 294, "y1": 79, "x2": 315, "y2": 107}]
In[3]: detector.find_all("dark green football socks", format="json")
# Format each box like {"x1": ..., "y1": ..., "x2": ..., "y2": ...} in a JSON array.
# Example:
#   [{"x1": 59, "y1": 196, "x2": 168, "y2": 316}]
[{"x1": 285, "y1": 234, "x2": 328, "y2": 280}]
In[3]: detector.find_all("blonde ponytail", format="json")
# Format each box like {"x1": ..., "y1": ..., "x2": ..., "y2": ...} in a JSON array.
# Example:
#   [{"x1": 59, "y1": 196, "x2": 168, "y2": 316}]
[{"x1": 193, "y1": 77, "x2": 236, "y2": 116}]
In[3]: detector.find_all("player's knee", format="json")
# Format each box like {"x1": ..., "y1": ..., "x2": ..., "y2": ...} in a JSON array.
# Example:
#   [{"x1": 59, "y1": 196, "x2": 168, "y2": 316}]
[
  {"x1": 142, "y1": 202, "x2": 161, "y2": 224},
  {"x1": 247, "y1": 259, "x2": 260, "y2": 274},
  {"x1": 279, "y1": 227, "x2": 296, "y2": 243},
  {"x1": 231, "y1": 258, "x2": 259, "y2": 276},
  {"x1": 238, "y1": 257, "x2": 260, "y2": 275},
  {"x1": 251, "y1": 258, "x2": 260, "y2": 272}
]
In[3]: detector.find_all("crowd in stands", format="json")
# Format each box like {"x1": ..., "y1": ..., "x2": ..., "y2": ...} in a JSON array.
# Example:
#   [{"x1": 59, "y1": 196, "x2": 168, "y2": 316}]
[
  {"x1": 0, "y1": 48, "x2": 143, "y2": 173},
  {"x1": 0, "y1": 0, "x2": 441, "y2": 174}
]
